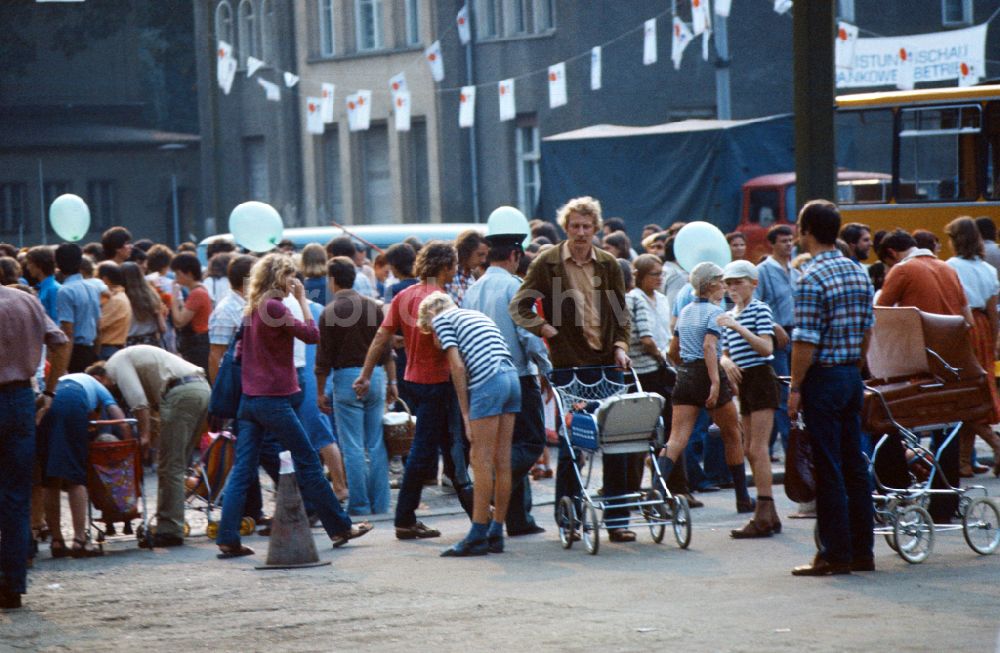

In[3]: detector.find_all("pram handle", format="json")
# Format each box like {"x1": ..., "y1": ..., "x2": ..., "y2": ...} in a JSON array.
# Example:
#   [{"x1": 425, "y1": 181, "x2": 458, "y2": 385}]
[
  {"x1": 89, "y1": 418, "x2": 139, "y2": 426},
  {"x1": 548, "y1": 365, "x2": 642, "y2": 393}
]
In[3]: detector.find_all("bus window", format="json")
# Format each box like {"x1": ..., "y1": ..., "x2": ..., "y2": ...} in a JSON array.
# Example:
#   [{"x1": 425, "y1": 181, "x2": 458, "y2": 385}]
[
  {"x1": 748, "y1": 189, "x2": 780, "y2": 226},
  {"x1": 987, "y1": 101, "x2": 1000, "y2": 200},
  {"x1": 836, "y1": 108, "x2": 894, "y2": 199},
  {"x1": 898, "y1": 104, "x2": 981, "y2": 202}
]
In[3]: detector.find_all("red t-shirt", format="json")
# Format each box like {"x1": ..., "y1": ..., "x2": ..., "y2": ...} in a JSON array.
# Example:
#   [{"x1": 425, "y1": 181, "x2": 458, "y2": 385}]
[
  {"x1": 185, "y1": 286, "x2": 212, "y2": 334},
  {"x1": 381, "y1": 282, "x2": 450, "y2": 385}
]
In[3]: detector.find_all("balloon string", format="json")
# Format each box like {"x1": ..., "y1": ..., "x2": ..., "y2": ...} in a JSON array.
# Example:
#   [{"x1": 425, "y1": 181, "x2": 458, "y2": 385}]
[{"x1": 330, "y1": 220, "x2": 386, "y2": 254}]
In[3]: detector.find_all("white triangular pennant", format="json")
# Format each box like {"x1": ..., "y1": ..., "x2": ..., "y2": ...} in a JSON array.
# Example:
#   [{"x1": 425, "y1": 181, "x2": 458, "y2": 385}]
[
  {"x1": 498, "y1": 78, "x2": 515, "y2": 122},
  {"x1": 257, "y1": 77, "x2": 280, "y2": 101},
  {"x1": 774, "y1": 0, "x2": 792, "y2": 14},
  {"x1": 246, "y1": 56, "x2": 264, "y2": 77},
  {"x1": 216, "y1": 41, "x2": 237, "y2": 95},
  {"x1": 283, "y1": 71, "x2": 299, "y2": 88},
  {"x1": 394, "y1": 91, "x2": 411, "y2": 131},
  {"x1": 306, "y1": 97, "x2": 324, "y2": 134},
  {"x1": 835, "y1": 22, "x2": 859, "y2": 69},
  {"x1": 321, "y1": 83, "x2": 336, "y2": 123},
  {"x1": 548, "y1": 62, "x2": 567, "y2": 108},
  {"x1": 346, "y1": 90, "x2": 372, "y2": 131},
  {"x1": 590, "y1": 46, "x2": 602, "y2": 90},
  {"x1": 389, "y1": 72, "x2": 408, "y2": 98},
  {"x1": 715, "y1": 0, "x2": 731, "y2": 17},
  {"x1": 643, "y1": 19, "x2": 658, "y2": 65},
  {"x1": 671, "y1": 18, "x2": 694, "y2": 70},
  {"x1": 425, "y1": 41, "x2": 444, "y2": 82},
  {"x1": 896, "y1": 47, "x2": 914, "y2": 90},
  {"x1": 456, "y1": 5, "x2": 471, "y2": 45},
  {"x1": 458, "y1": 85, "x2": 476, "y2": 128},
  {"x1": 692, "y1": 0, "x2": 710, "y2": 36}
]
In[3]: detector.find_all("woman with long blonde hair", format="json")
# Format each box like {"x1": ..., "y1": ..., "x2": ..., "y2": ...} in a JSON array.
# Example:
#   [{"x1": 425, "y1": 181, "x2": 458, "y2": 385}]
[{"x1": 216, "y1": 254, "x2": 371, "y2": 558}]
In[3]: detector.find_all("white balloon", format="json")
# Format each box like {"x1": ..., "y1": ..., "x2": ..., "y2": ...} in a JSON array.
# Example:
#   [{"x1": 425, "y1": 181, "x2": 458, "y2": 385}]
[
  {"x1": 487, "y1": 205, "x2": 530, "y2": 248},
  {"x1": 228, "y1": 201, "x2": 284, "y2": 252},
  {"x1": 49, "y1": 194, "x2": 91, "y2": 242},
  {"x1": 674, "y1": 221, "x2": 732, "y2": 272}
]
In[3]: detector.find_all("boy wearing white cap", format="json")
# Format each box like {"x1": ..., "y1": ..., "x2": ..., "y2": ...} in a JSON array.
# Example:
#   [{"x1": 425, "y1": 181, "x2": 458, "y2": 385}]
[{"x1": 717, "y1": 260, "x2": 782, "y2": 538}]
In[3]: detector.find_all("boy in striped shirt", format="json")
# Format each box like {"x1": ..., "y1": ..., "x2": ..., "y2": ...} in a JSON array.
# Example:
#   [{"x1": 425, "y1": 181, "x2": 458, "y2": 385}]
[{"x1": 718, "y1": 260, "x2": 781, "y2": 538}]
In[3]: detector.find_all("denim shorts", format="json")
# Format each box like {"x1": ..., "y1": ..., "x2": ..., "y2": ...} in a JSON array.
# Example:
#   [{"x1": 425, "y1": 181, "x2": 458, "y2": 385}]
[{"x1": 469, "y1": 360, "x2": 521, "y2": 420}]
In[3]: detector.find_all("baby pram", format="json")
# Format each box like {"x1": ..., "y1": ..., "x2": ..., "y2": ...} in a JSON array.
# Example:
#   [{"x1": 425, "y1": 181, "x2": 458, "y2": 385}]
[
  {"x1": 86, "y1": 418, "x2": 153, "y2": 550},
  {"x1": 550, "y1": 366, "x2": 692, "y2": 555},
  {"x1": 862, "y1": 307, "x2": 1000, "y2": 563},
  {"x1": 184, "y1": 430, "x2": 255, "y2": 538}
]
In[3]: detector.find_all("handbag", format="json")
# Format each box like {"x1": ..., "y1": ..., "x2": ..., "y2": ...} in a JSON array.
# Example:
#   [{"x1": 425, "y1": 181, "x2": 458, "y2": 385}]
[
  {"x1": 784, "y1": 415, "x2": 816, "y2": 503},
  {"x1": 208, "y1": 326, "x2": 243, "y2": 419}
]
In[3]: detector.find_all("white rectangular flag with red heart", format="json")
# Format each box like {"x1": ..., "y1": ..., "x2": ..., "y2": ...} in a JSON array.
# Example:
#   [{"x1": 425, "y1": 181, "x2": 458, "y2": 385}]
[
  {"x1": 498, "y1": 78, "x2": 515, "y2": 122},
  {"x1": 459, "y1": 85, "x2": 476, "y2": 128},
  {"x1": 389, "y1": 72, "x2": 408, "y2": 99},
  {"x1": 643, "y1": 19, "x2": 657, "y2": 65},
  {"x1": 835, "y1": 22, "x2": 859, "y2": 69},
  {"x1": 896, "y1": 47, "x2": 914, "y2": 90},
  {"x1": 216, "y1": 41, "x2": 237, "y2": 95},
  {"x1": 456, "y1": 5, "x2": 471, "y2": 45},
  {"x1": 672, "y1": 18, "x2": 694, "y2": 70},
  {"x1": 715, "y1": 0, "x2": 731, "y2": 17},
  {"x1": 425, "y1": 41, "x2": 445, "y2": 82},
  {"x1": 958, "y1": 61, "x2": 981, "y2": 87},
  {"x1": 692, "y1": 0, "x2": 710, "y2": 36},
  {"x1": 347, "y1": 90, "x2": 372, "y2": 131},
  {"x1": 321, "y1": 83, "x2": 336, "y2": 123},
  {"x1": 548, "y1": 62, "x2": 567, "y2": 108},
  {"x1": 306, "y1": 97, "x2": 324, "y2": 135},
  {"x1": 394, "y1": 91, "x2": 412, "y2": 131},
  {"x1": 591, "y1": 46, "x2": 602, "y2": 90}
]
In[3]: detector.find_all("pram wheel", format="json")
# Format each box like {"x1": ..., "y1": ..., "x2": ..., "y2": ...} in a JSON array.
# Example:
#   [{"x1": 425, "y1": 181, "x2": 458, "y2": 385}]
[
  {"x1": 642, "y1": 490, "x2": 666, "y2": 544},
  {"x1": 582, "y1": 502, "x2": 600, "y2": 555},
  {"x1": 122, "y1": 521, "x2": 133, "y2": 535},
  {"x1": 672, "y1": 495, "x2": 691, "y2": 549},
  {"x1": 893, "y1": 504, "x2": 934, "y2": 564},
  {"x1": 962, "y1": 497, "x2": 1000, "y2": 555},
  {"x1": 557, "y1": 497, "x2": 578, "y2": 549},
  {"x1": 239, "y1": 517, "x2": 256, "y2": 536},
  {"x1": 884, "y1": 532, "x2": 899, "y2": 552},
  {"x1": 97, "y1": 531, "x2": 106, "y2": 544},
  {"x1": 183, "y1": 522, "x2": 191, "y2": 537},
  {"x1": 205, "y1": 522, "x2": 219, "y2": 540}
]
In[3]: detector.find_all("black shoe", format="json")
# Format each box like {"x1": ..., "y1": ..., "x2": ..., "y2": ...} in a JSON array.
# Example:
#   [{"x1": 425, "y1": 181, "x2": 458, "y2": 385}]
[
  {"x1": 395, "y1": 521, "x2": 441, "y2": 540},
  {"x1": 507, "y1": 524, "x2": 546, "y2": 537},
  {"x1": 488, "y1": 534, "x2": 504, "y2": 554},
  {"x1": 850, "y1": 558, "x2": 875, "y2": 572},
  {"x1": 0, "y1": 588, "x2": 21, "y2": 610},
  {"x1": 736, "y1": 497, "x2": 756, "y2": 514},
  {"x1": 139, "y1": 532, "x2": 184, "y2": 549},
  {"x1": 440, "y1": 538, "x2": 488, "y2": 557},
  {"x1": 681, "y1": 493, "x2": 704, "y2": 509}
]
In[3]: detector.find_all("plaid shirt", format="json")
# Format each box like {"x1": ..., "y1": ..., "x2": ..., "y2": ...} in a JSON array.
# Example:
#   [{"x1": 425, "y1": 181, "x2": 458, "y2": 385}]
[
  {"x1": 792, "y1": 249, "x2": 874, "y2": 365},
  {"x1": 446, "y1": 269, "x2": 476, "y2": 305}
]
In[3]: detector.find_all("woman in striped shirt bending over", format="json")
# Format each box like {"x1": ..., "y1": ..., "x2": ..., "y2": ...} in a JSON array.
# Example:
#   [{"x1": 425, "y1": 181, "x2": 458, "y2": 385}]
[
  {"x1": 418, "y1": 291, "x2": 521, "y2": 557},
  {"x1": 717, "y1": 260, "x2": 781, "y2": 538}
]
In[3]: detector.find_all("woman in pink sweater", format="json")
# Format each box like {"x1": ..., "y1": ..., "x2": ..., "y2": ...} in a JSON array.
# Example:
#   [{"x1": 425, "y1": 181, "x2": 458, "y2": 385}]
[{"x1": 216, "y1": 254, "x2": 371, "y2": 558}]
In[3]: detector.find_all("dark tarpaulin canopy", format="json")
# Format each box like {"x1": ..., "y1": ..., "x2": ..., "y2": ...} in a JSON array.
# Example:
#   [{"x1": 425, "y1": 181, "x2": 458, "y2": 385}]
[{"x1": 538, "y1": 114, "x2": 795, "y2": 236}]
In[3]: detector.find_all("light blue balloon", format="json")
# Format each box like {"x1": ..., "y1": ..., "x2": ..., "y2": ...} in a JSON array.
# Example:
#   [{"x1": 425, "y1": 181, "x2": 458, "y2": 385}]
[
  {"x1": 229, "y1": 201, "x2": 284, "y2": 253},
  {"x1": 674, "y1": 221, "x2": 732, "y2": 272},
  {"x1": 49, "y1": 194, "x2": 91, "y2": 242}
]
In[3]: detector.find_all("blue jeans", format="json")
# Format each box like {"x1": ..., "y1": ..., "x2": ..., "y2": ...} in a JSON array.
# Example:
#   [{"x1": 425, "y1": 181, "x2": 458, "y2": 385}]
[
  {"x1": 802, "y1": 365, "x2": 874, "y2": 564},
  {"x1": 769, "y1": 344, "x2": 791, "y2": 455},
  {"x1": 0, "y1": 387, "x2": 35, "y2": 595},
  {"x1": 684, "y1": 410, "x2": 715, "y2": 490},
  {"x1": 507, "y1": 376, "x2": 546, "y2": 533},
  {"x1": 218, "y1": 395, "x2": 351, "y2": 547},
  {"x1": 333, "y1": 366, "x2": 390, "y2": 515}
]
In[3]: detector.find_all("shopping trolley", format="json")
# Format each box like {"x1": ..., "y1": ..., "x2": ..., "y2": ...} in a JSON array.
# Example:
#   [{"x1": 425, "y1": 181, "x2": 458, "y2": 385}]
[{"x1": 86, "y1": 418, "x2": 153, "y2": 550}]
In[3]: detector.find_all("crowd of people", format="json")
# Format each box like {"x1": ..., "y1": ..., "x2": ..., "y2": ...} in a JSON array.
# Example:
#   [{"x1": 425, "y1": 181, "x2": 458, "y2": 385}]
[{"x1": 2, "y1": 196, "x2": 1000, "y2": 608}]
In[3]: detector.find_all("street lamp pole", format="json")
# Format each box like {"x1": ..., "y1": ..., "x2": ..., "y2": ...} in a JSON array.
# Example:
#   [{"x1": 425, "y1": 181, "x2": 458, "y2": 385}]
[{"x1": 159, "y1": 143, "x2": 188, "y2": 247}]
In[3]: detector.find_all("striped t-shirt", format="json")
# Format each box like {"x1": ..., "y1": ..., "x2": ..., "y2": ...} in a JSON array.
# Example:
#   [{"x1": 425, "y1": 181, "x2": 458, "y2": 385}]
[
  {"x1": 432, "y1": 308, "x2": 513, "y2": 389},
  {"x1": 722, "y1": 299, "x2": 775, "y2": 369},
  {"x1": 674, "y1": 298, "x2": 725, "y2": 363}
]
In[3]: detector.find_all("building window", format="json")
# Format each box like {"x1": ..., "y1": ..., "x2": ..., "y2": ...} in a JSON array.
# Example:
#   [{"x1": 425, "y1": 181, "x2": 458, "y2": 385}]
[
  {"x1": 402, "y1": 120, "x2": 430, "y2": 222},
  {"x1": 515, "y1": 122, "x2": 540, "y2": 217},
  {"x1": 0, "y1": 183, "x2": 29, "y2": 236},
  {"x1": 942, "y1": 0, "x2": 972, "y2": 26},
  {"x1": 237, "y1": 0, "x2": 258, "y2": 63},
  {"x1": 503, "y1": 0, "x2": 526, "y2": 36},
  {"x1": 404, "y1": 0, "x2": 420, "y2": 46},
  {"x1": 86, "y1": 181, "x2": 116, "y2": 231},
  {"x1": 361, "y1": 125, "x2": 393, "y2": 224},
  {"x1": 318, "y1": 0, "x2": 336, "y2": 56},
  {"x1": 836, "y1": 0, "x2": 854, "y2": 22},
  {"x1": 355, "y1": 0, "x2": 384, "y2": 52},
  {"x1": 475, "y1": 0, "x2": 499, "y2": 39},
  {"x1": 323, "y1": 128, "x2": 344, "y2": 221},
  {"x1": 533, "y1": 0, "x2": 554, "y2": 32},
  {"x1": 260, "y1": 0, "x2": 276, "y2": 63},
  {"x1": 244, "y1": 137, "x2": 269, "y2": 201},
  {"x1": 215, "y1": 1, "x2": 235, "y2": 45}
]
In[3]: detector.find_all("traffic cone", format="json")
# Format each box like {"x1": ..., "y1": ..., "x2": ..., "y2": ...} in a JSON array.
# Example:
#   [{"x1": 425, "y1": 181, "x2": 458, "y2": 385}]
[{"x1": 256, "y1": 452, "x2": 331, "y2": 570}]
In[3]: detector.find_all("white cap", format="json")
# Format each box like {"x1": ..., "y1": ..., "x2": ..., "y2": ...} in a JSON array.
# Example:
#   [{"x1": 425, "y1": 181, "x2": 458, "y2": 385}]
[
  {"x1": 722, "y1": 260, "x2": 759, "y2": 281},
  {"x1": 689, "y1": 261, "x2": 724, "y2": 295}
]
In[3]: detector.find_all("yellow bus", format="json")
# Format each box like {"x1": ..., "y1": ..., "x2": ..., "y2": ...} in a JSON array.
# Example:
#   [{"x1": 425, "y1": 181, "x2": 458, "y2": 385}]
[{"x1": 834, "y1": 84, "x2": 1000, "y2": 256}]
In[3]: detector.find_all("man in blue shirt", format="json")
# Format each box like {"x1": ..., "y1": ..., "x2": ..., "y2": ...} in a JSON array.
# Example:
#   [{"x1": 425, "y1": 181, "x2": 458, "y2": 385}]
[
  {"x1": 464, "y1": 234, "x2": 552, "y2": 536},
  {"x1": 25, "y1": 246, "x2": 61, "y2": 322},
  {"x1": 55, "y1": 244, "x2": 102, "y2": 373}
]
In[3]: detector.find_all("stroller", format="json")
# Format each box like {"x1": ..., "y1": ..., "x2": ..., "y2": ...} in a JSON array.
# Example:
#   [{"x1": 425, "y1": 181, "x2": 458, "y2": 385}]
[
  {"x1": 550, "y1": 366, "x2": 692, "y2": 555},
  {"x1": 185, "y1": 430, "x2": 256, "y2": 539},
  {"x1": 86, "y1": 418, "x2": 153, "y2": 550},
  {"x1": 862, "y1": 307, "x2": 1000, "y2": 563}
]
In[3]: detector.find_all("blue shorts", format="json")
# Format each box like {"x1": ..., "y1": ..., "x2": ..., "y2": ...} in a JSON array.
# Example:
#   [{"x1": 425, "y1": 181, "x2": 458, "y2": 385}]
[{"x1": 469, "y1": 361, "x2": 521, "y2": 420}]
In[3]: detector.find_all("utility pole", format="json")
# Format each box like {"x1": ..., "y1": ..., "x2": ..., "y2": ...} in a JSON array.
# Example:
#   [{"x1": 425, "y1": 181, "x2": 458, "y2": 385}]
[
  {"x1": 464, "y1": 2, "x2": 481, "y2": 222},
  {"x1": 793, "y1": 1, "x2": 836, "y2": 213},
  {"x1": 714, "y1": 15, "x2": 731, "y2": 120}
]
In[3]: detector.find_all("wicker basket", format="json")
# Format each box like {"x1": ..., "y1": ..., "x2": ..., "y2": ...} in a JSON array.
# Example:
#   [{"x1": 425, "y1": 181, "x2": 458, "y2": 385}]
[{"x1": 382, "y1": 399, "x2": 415, "y2": 458}]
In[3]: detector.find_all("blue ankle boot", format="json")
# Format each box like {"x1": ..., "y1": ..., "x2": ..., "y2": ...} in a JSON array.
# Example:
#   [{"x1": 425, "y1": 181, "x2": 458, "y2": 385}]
[{"x1": 487, "y1": 521, "x2": 504, "y2": 553}]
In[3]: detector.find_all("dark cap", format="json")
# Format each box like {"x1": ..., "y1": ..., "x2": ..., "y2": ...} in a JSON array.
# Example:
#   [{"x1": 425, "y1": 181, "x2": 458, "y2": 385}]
[{"x1": 484, "y1": 233, "x2": 525, "y2": 248}]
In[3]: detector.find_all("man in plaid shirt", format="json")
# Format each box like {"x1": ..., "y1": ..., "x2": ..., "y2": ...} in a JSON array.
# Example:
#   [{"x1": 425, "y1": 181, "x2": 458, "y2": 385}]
[{"x1": 788, "y1": 200, "x2": 875, "y2": 576}]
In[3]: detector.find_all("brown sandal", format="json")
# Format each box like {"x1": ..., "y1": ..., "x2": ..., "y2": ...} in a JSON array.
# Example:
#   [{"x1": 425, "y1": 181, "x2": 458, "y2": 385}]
[
  {"x1": 730, "y1": 518, "x2": 774, "y2": 539},
  {"x1": 70, "y1": 537, "x2": 104, "y2": 558},
  {"x1": 608, "y1": 529, "x2": 637, "y2": 543},
  {"x1": 50, "y1": 539, "x2": 69, "y2": 559},
  {"x1": 331, "y1": 522, "x2": 374, "y2": 548}
]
